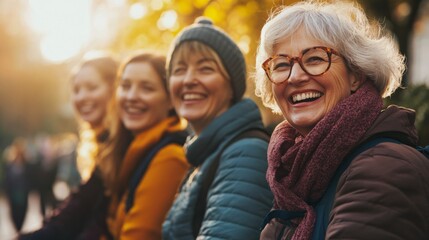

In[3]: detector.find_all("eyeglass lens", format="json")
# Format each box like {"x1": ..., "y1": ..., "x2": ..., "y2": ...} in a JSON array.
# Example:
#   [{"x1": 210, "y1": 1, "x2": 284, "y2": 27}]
[{"x1": 267, "y1": 47, "x2": 331, "y2": 83}]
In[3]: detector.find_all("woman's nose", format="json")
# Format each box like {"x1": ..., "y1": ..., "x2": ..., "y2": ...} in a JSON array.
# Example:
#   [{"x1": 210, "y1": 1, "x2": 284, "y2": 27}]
[
  {"x1": 73, "y1": 89, "x2": 87, "y2": 102},
  {"x1": 125, "y1": 86, "x2": 139, "y2": 99},
  {"x1": 288, "y1": 62, "x2": 309, "y2": 85},
  {"x1": 183, "y1": 69, "x2": 198, "y2": 86}
]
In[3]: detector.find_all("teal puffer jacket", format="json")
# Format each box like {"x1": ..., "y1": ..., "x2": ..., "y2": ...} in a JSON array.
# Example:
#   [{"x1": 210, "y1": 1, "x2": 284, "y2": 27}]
[{"x1": 163, "y1": 99, "x2": 273, "y2": 240}]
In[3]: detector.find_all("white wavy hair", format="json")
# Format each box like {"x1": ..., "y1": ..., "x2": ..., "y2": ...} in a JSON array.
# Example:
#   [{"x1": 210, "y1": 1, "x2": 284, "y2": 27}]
[{"x1": 254, "y1": 0, "x2": 405, "y2": 114}]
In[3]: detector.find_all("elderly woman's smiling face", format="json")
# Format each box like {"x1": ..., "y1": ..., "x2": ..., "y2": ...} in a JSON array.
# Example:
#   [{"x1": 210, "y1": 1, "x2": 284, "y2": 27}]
[{"x1": 271, "y1": 28, "x2": 363, "y2": 136}]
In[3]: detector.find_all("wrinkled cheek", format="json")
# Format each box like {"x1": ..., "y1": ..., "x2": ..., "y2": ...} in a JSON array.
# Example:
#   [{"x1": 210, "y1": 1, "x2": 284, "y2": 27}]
[
  {"x1": 272, "y1": 85, "x2": 284, "y2": 105},
  {"x1": 325, "y1": 73, "x2": 351, "y2": 113}
]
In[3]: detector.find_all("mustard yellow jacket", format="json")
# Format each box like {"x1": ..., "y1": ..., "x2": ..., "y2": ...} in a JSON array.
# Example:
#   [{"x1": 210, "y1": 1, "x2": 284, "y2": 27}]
[{"x1": 107, "y1": 116, "x2": 189, "y2": 240}]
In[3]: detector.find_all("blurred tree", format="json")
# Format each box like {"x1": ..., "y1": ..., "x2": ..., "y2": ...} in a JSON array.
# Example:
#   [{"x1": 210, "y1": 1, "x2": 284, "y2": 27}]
[
  {"x1": 114, "y1": 0, "x2": 298, "y2": 125},
  {"x1": 359, "y1": 0, "x2": 425, "y2": 86},
  {"x1": 384, "y1": 84, "x2": 429, "y2": 144},
  {"x1": 0, "y1": 0, "x2": 427, "y2": 149},
  {"x1": 0, "y1": 1, "x2": 75, "y2": 150},
  {"x1": 359, "y1": 0, "x2": 429, "y2": 144},
  {"x1": 115, "y1": 0, "x2": 428, "y2": 122}
]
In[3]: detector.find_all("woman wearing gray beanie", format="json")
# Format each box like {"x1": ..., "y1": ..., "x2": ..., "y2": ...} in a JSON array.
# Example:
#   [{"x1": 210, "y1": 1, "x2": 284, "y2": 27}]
[{"x1": 163, "y1": 17, "x2": 273, "y2": 239}]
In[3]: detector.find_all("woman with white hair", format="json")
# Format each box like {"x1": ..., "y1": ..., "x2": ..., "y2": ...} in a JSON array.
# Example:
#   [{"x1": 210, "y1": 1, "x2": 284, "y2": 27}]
[{"x1": 255, "y1": 1, "x2": 429, "y2": 239}]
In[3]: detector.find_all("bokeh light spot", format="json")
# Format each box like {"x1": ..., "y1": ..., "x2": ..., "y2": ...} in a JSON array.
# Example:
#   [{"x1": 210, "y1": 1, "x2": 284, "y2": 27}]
[
  {"x1": 157, "y1": 10, "x2": 178, "y2": 30},
  {"x1": 130, "y1": 2, "x2": 148, "y2": 20}
]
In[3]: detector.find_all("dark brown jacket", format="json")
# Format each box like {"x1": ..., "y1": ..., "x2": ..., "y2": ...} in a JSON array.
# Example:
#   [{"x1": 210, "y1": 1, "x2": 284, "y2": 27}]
[
  {"x1": 326, "y1": 105, "x2": 429, "y2": 239},
  {"x1": 260, "y1": 106, "x2": 429, "y2": 240}
]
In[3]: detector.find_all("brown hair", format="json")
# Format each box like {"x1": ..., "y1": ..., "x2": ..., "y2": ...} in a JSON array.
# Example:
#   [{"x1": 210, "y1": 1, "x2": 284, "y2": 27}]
[
  {"x1": 98, "y1": 52, "x2": 170, "y2": 195},
  {"x1": 169, "y1": 41, "x2": 230, "y2": 83}
]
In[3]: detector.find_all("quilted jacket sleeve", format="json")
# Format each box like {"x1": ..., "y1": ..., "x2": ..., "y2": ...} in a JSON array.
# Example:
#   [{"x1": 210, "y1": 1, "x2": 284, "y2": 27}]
[
  {"x1": 198, "y1": 138, "x2": 273, "y2": 240},
  {"x1": 326, "y1": 142, "x2": 429, "y2": 239}
]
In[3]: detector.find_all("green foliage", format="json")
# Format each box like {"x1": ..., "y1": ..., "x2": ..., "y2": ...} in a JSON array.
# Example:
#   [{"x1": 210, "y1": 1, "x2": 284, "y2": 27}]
[{"x1": 384, "y1": 84, "x2": 429, "y2": 145}]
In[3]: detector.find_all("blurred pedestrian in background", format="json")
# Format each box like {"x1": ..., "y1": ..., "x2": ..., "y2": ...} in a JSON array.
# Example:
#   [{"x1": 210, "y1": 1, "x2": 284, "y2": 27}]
[
  {"x1": 54, "y1": 133, "x2": 81, "y2": 196},
  {"x1": 36, "y1": 135, "x2": 59, "y2": 218},
  {"x1": 3, "y1": 138, "x2": 29, "y2": 233}
]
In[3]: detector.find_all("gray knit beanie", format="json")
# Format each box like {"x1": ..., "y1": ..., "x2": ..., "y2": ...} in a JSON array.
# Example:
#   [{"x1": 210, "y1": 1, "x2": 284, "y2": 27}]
[{"x1": 169, "y1": 17, "x2": 246, "y2": 103}]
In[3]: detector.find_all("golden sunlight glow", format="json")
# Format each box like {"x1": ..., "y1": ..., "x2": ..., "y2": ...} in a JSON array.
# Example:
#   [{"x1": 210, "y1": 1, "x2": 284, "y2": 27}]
[
  {"x1": 151, "y1": 0, "x2": 164, "y2": 11},
  {"x1": 130, "y1": 3, "x2": 148, "y2": 20},
  {"x1": 194, "y1": 0, "x2": 210, "y2": 9},
  {"x1": 204, "y1": 3, "x2": 225, "y2": 23},
  {"x1": 157, "y1": 10, "x2": 178, "y2": 30},
  {"x1": 26, "y1": 0, "x2": 91, "y2": 63},
  {"x1": 107, "y1": 0, "x2": 126, "y2": 6},
  {"x1": 40, "y1": 35, "x2": 82, "y2": 63},
  {"x1": 238, "y1": 35, "x2": 250, "y2": 54}
]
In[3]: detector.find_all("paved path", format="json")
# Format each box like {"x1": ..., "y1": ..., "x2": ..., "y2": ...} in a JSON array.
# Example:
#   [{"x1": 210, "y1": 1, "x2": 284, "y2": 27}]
[{"x1": 0, "y1": 192, "x2": 43, "y2": 240}]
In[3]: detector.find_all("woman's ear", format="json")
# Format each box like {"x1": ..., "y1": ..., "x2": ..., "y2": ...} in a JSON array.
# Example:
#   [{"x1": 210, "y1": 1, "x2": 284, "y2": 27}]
[{"x1": 350, "y1": 72, "x2": 365, "y2": 92}]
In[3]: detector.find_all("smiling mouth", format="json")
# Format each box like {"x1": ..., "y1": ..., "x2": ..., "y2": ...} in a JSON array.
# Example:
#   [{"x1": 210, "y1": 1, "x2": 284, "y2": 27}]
[
  {"x1": 182, "y1": 93, "x2": 205, "y2": 101},
  {"x1": 79, "y1": 104, "x2": 96, "y2": 114},
  {"x1": 291, "y1": 92, "x2": 322, "y2": 104},
  {"x1": 124, "y1": 105, "x2": 147, "y2": 114}
]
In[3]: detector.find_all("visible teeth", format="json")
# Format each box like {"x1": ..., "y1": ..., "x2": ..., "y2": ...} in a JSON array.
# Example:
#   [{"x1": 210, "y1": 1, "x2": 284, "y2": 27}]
[
  {"x1": 183, "y1": 93, "x2": 204, "y2": 100},
  {"x1": 292, "y1": 92, "x2": 321, "y2": 103},
  {"x1": 79, "y1": 104, "x2": 95, "y2": 113},
  {"x1": 125, "y1": 106, "x2": 144, "y2": 113}
]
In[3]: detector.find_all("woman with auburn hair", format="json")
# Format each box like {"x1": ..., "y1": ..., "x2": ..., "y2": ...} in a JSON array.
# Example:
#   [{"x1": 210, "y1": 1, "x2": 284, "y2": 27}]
[{"x1": 102, "y1": 52, "x2": 189, "y2": 239}]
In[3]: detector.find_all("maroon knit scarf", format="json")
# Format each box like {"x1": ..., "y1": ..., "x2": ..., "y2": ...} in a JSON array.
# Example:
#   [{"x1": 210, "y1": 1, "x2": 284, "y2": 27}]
[{"x1": 266, "y1": 81, "x2": 383, "y2": 239}]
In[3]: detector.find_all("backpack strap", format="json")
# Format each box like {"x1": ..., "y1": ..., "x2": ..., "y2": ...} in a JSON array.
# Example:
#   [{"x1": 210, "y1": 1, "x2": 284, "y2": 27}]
[
  {"x1": 259, "y1": 134, "x2": 428, "y2": 238},
  {"x1": 192, "y1": 128, "x2": 270, "y2": 238},
  {"x1": 125, "y1": 131, "x2": 187, "y2": 213},
  {"x1": 416, "y1": 145, "x2": 429, "y2": 158},
  {"x1": 311, "y1": 136, "x2": 429, "y2": 239},
  {"x1": 309, "y1": 137, "x2": 400, "y2": 240},
  {"x1": 259, "y1": 210, "x2": 305, "y2": 231},
  {"x1": 258, "y1": 137, "x2": 399, "y2": 236}
]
